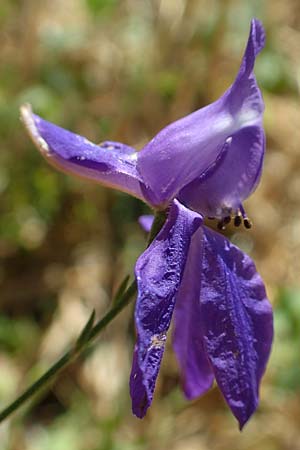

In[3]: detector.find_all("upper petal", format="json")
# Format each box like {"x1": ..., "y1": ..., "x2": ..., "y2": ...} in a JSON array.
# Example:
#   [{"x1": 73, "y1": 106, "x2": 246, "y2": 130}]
[
  {"x1": 178, "y1": 125, "x2": 265, "y2": 218},
  {"x1": 137, "y1": 94, "x2": 230, "y2": 208},
  {"x1": 137, "y1": 19, "x2": 265, "y2": 210},
  {"x1": 199, "y1": 226, "x2": 273, "y2": 429},
  {"x1": 224, "y1": 18, "x2": 265, "y2": 116},
  {"x1": 130, "y1": 200, "x2": 202, "y2": 418},
  {"x1": 173, "y1": 230, "x2": 214, "y2": 400},
  {"x1": 21, "y1": 104, "x2": 146, "y2": 201}
]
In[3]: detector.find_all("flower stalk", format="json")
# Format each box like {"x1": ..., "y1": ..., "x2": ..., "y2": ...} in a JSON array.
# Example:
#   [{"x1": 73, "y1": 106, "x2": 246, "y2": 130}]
[{"x1": 0, "y1": 210, "x2": 166, "y2": 424}]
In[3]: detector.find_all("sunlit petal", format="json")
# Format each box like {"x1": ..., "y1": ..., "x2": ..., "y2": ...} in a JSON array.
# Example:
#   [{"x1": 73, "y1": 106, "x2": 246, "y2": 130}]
[{"x1": 130, "y1": 200, "x2": 202, "y2": 417}]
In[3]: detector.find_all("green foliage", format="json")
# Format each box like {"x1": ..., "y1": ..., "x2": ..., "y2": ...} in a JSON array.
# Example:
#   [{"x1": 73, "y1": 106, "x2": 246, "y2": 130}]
[
  {"x1": 85, "y1": 0, "x2": 118, "y2": 16},
  {"x1": 272, "y1": 288, "x2": 300, "y2": 391},
  {"x1": 0, "y1": 316, "x2": 39, "y2": 355}
]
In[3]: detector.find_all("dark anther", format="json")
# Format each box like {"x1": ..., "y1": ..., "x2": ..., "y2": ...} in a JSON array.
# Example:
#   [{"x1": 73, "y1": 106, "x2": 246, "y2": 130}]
[
  {"x1": 234, "y1": 215, "x2": 242, "y2": 227},
  {"x1": 217, "y1": 215, "x2": 232, "y2": 231},
  {"x1": 243, "y1": 218, "x2": 252, "y2": 229},
  {"x1": 217, "y1": 220, "x2": 226, "y2": 231}
]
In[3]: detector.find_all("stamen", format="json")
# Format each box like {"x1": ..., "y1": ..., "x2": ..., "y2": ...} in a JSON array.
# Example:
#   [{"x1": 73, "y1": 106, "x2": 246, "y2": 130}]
[
  {"x1": 234, "y1": 215, "x2": 242, "y2": 227},
  {"x1": 243, "y1": 218, "x2": 252, "y2": 229},
  {"x1": 217, "y1": 220, "x2": 226, "y2": 231},
  {"x1": 237, "y1": 204, "x2": 253, "y2": 229},
  {"x1": 209, "y1": 205, "x2": 253, "y2": 232}
]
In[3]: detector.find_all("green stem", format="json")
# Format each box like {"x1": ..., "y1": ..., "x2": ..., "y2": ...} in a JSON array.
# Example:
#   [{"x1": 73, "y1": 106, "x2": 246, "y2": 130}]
[
  {"x1": 0, "y1": 209, "x2": 167, "y2": 424},
  {"x1": 0, "y1": 280, "x2": 136, "y2": 424}
]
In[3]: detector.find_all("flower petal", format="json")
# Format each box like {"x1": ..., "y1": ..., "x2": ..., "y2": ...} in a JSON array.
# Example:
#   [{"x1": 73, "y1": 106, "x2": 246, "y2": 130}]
[
  {"x1": 225, "y1": 18, "x2": 265, "y2": 116},
  {"x1": 137, "y1": 19, "x2": 265, "y2": 209},
  {"x1": 199, "y1": 227, "x2": 273, "y2": 429},
  {"x1": 20, "y1": 104, "x2": 146, "y2": 201},
  {"x1": 138, "y1": 215, "x2": 154, "y2": 233},
  {"x1": 173, "y1": 230, "x2": 214, "y2": 400},
  {"x1": 137, "y1": 95, "x2": 229, "y2": 208},
  {"x1": 178, "y1": 125, "x2": 265, "y2": 217},
  {"x1": 130, "y1": 200, "x2": 202, "y2": 418}
]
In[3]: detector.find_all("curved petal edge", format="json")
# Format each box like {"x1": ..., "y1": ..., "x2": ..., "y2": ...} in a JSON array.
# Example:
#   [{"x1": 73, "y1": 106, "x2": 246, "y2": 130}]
[
  {"x1": 199, "y1": 227, "x2": 273, "y2": 429},
  {"x1": 20, "y1": 104, "x2": 146, "y2": 201},
  {"x1": 130, "y1": 200, "x2": 202, "y2": 418},
  {"x1": 173, "y1": 230, "x2": 214, "y2": 400}
]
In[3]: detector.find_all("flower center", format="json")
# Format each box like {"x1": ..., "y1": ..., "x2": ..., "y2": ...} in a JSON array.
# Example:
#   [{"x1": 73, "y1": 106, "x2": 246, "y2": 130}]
[{"x1": 209, "y1": 204, "x2": 252, "y2": 231}]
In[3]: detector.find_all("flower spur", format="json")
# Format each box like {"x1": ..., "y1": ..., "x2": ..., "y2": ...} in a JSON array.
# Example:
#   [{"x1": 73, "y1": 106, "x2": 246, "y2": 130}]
[{"x1": 21, "y1": 19, "x2": 273, "y2": 429}]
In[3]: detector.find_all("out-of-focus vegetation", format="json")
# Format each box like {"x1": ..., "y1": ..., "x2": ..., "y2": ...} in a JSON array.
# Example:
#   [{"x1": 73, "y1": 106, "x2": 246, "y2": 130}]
[{"x1": 0, "y1": 0, "x2": 300, "y2": 448}]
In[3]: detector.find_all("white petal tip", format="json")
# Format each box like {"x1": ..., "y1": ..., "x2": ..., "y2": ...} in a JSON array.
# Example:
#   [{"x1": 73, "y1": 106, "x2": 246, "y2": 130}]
[{"x1": 20, "y1": 104, "x2": 50, "y2": 155}]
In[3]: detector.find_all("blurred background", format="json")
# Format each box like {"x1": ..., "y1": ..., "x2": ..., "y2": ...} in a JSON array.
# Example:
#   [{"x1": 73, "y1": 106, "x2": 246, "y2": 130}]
[{"x1": 0, "y1": 0, "x2": 300, "y2": 449}]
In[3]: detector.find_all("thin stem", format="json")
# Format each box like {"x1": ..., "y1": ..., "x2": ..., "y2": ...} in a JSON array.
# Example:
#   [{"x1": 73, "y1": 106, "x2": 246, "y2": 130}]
[
  {"x1": 0, "y1": 209, "x2": 167, "y2": 424},
  {"x1": 88, "y1": 279, "x2": 137, "y2": 342}
]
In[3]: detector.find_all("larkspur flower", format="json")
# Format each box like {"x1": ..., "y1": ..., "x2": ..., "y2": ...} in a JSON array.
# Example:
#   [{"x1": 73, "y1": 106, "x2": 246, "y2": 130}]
[{"x1": 21, "y1": 19, "x2": 273, "y2": 429}]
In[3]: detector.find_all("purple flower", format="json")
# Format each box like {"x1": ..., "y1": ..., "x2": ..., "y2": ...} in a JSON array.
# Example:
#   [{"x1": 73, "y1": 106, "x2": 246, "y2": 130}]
[
  {"x1": 21, "y1": 19, "x2": 273, "y2": 429},
  {"x1": 136, "y1": 209, "x2": 272, "y2": 429}
]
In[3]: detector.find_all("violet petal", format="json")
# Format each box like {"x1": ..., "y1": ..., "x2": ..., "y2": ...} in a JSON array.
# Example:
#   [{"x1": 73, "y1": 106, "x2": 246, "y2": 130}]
[
  {"x1": 137, "y1": 19, "x2": 265, "y2": 210},
  {"x1": 138, "y1": 215, "x2": 154, "y2": 233},
  {"x1": 179, "y1": 19, "x2": 265, "y2": 217},
  {"x1": 178, "y1": 125, "x2": 265, "y2": 217},
  {"x1": 130, "y1": 200, "x2": 202, "y2": 418},
  {"x1": 173, "y1": 230, "x2": 214, "y2": 400},
  {"x1": 199, "y1": 226, "x2": 273, "y2": 429},
  {"x1": 20, "y1": 104, "x2": 145, "y2": 201}
]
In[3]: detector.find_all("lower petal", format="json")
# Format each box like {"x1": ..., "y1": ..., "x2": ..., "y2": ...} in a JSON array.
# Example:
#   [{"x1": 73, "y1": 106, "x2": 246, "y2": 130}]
[
  {"x1": 130, "y1": 200, "x2": 202, "y2": 418},
  {"x1": 173, "y1": 230, "x2": 214, "y2": 400},
  {"x1": 199, "y1": 227, "x2": 273, "y2": 429}
]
